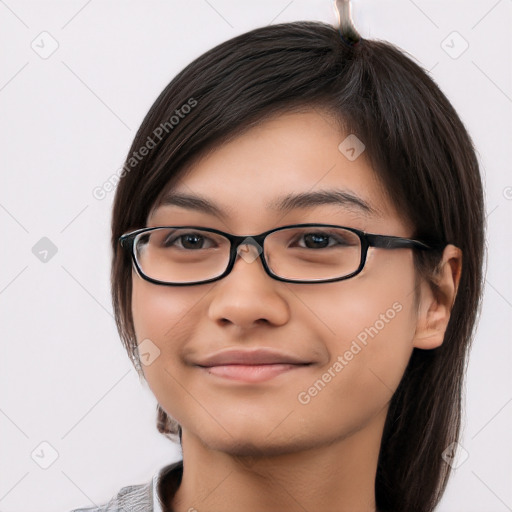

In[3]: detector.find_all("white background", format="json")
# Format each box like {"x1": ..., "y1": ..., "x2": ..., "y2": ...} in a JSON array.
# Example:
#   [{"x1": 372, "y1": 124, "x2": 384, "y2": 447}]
[{"x1": 1, "y1": 1, "x2": 511, "y2": 511}]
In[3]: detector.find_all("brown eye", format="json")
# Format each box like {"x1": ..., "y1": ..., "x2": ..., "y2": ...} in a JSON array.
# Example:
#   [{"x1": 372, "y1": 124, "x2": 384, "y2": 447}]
[{"x1": 163, "y1": 232, "x2": 215, "y2": 250}]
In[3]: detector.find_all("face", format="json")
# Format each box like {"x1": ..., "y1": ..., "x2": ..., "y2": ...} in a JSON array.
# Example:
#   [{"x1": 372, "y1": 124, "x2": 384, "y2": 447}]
[{"x1": 131, "y1": 110, "x2": 422, "y2": 456}]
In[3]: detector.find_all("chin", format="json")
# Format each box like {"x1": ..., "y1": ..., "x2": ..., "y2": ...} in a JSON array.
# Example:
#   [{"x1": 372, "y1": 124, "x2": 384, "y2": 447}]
[
  {"x1": 206, "y1": 437, "x2": 305, "y2": 459},
  {"x1": 190, "y1": 421, "x2": 330, "y2": 459}
]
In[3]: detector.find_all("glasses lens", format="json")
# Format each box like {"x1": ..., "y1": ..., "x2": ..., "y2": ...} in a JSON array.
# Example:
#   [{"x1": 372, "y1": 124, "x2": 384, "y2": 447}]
[
  {"x1": 134, "y1": 228, "x2": 230, "y2": 283},
  {"x1": 132, "y1": 225, "x2": 362, "y2": 284},
  {"x1": 265, "y1": 226, "x2": 361, "y2": 281}
]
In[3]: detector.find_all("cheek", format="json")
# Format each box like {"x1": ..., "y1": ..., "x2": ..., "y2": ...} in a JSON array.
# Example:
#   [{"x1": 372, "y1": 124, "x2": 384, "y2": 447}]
[
  {"x1": 131, "y1": 275, "x2": 200, "y2": 378},
  {"x1": 131, "y1": 271, "x2": 204, "y2": 340},
  {"x1": 332, "y1": 254, "x2": 417, "y2": 367},
  {"x1": 299, "y1": 249, "x2": 417, "y2": 349},
  {"x1": 131, "y1": 276, "x2": 206, "y2": 427},
  {"x1": 294, "y1": 254, "x2": 418, "y2": 412},
  {"x1": 132, "y1": 278, "x2": 174, "y2": 342}
]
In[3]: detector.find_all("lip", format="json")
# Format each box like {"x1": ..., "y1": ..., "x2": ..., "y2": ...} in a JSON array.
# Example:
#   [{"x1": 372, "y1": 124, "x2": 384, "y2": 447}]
[
  {"x1": 201, "y1": 363, "x2": 308, "y2": 383},
  {"x1": 195, "y1": 348, "x2": 313, "y2": 383},
  {"x1": 196, "y1": 348, "x2": 312, "y2": 367}
]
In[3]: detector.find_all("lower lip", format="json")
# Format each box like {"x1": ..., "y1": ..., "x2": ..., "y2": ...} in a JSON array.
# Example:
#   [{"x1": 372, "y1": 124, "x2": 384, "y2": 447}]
[{"x1": 201, "y1": 364, "x2": 307, "y2": 383}]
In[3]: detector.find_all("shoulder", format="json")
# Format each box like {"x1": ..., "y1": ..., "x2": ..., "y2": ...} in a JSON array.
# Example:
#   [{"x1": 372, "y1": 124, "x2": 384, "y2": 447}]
[
  {"x1": 68, "y1": 460, "x2": 183, "y2": 512},
  {"x1": 69, "y1": 460, "x2": 183, "y2": 512},
  {"x1": 68, "y1": 479, "x2": 153, "y2": 511}
]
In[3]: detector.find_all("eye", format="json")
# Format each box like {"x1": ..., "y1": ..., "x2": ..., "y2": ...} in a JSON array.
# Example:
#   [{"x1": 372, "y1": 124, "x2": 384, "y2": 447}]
[
  {"x1": 163, "y1": 232, "x2": 217, "y2": 250},
  {"x1": 295, "y1": 231, "x2": 351, "y2": 249}
]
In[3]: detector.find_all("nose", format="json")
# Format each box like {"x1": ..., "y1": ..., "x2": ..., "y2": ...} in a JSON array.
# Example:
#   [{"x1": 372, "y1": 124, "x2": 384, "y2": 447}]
[{"x1": 207, "y1": 243, "x2": 290, "y2": 329}]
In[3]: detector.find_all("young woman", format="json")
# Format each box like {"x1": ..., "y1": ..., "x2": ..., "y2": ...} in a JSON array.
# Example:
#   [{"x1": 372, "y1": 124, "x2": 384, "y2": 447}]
[{"x1": 72, "y1": 19, "x2": 485, "y2": 512}]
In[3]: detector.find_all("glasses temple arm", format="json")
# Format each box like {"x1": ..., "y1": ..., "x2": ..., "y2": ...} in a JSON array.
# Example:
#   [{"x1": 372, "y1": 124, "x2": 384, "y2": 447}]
[{"x1": 365, "y1": 234, "x2": 441, "y2": 251}]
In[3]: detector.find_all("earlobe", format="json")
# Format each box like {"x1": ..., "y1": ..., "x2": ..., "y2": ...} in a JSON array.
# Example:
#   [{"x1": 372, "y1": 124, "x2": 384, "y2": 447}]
[{"x1": 412, "y1": 244, "x2": 463, "y2": 350}]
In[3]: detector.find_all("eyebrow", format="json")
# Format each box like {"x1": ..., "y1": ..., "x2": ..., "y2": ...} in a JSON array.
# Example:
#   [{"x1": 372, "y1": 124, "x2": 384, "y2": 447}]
[{"x1": 156, "y1": 189, "x2": 379, "y2": 218}]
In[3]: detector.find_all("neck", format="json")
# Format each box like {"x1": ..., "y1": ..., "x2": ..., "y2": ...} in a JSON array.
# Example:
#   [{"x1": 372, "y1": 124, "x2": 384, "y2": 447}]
[{"x1": 169, "y1": 407, "x2": 387, "y2": 512}]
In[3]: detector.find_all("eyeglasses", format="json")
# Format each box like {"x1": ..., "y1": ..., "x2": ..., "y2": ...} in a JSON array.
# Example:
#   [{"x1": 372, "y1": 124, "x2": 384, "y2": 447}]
[{"x1": 119, "y1": 223, "x2": 441, "y2": 286}]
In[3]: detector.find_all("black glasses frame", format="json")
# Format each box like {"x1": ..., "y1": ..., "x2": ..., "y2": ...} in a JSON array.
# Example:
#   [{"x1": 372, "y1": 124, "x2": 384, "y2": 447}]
[{"x1": 119, "y1": 223, "x2": 443, "y2": 286}]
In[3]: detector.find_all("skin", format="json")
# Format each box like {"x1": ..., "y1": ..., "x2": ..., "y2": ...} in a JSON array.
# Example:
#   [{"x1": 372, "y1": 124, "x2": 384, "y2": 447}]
[{"x1": 131, "y1": 110, "x2": 462, "y2": 512}]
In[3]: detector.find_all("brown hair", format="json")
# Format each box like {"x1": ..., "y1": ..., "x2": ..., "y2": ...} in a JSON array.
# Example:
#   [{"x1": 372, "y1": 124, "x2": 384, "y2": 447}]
[{"x1": 110, "y1": 21, "x2": 485, "y2": 512}]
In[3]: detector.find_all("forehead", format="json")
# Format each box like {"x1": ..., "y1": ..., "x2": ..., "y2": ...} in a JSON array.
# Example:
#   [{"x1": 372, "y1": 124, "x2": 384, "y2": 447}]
[{"x1": 149, "y1": 111, "x2": 402, "y2": 230}]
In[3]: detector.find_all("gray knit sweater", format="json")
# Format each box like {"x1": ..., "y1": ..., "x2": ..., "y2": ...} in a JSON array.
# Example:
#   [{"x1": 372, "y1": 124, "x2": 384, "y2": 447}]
[{"x1": 69, "y1": 460, "x2": 183, "y2": 512}]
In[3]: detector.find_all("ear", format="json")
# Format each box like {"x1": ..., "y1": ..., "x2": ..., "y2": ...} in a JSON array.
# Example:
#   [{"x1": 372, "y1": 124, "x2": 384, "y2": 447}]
[{"x1": 412, "y1": 244, "x2": 463, "y2": 350}]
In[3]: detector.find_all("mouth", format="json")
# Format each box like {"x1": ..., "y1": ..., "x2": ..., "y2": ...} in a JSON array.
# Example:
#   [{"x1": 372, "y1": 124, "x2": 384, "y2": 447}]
[
  {"x1": 194, "y1": 348, "x2": 314, "y2": 383},
  {"x1": 198, "y1": 363, "x2": 312, "y2": 383}
]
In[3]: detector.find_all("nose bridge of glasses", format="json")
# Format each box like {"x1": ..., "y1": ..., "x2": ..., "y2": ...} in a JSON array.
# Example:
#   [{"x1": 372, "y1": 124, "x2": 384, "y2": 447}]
[{"x1": 231, "y1": 234, "x2": 265, "y2": 265}]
